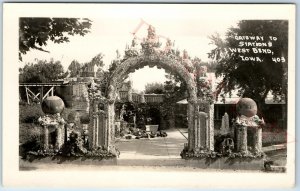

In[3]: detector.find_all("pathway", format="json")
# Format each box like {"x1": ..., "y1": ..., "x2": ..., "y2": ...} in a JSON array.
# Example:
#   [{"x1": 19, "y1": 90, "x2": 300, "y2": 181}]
[{"x1": 115, "y1": 128, "x2": 188, "y2": 166}]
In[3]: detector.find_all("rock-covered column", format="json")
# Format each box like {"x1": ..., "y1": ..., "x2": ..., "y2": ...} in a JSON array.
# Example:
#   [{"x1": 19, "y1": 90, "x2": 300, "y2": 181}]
[
  {"x1": 198, "y1": 111, "x2": 208, "y2": 150},
  {"x1": 106, "y1": 103, "x2": 115, "y2": 151},
  {"x1": 194, "y1": 111, "x2": 200, "y2": 149},
  {"x1": 56, "y1": 118, "x2": 66, "y2": 150},
  {"x1": 236, "y1": 125, "x2": 248, "y2": 152},
  {"x1": 55, "y1": 125, "x2": 62, "y2": 150},
  {"x1": 88, "y1": 101, "x2": 98, "y2": 149},
  {"x1": 187, "y1": 102, "x2": 195, "y2": 151},
  {"x1": 207, "y1": 103, "x2": 214, "y2": 151},
  {"x1": 43, "y1": 125, "x2": 49, "y2": 150},
  {"x1": 254, "y1": 127, "x2": 262, "y2": 153},
  {"x1": 98, "y1": 111, "x2": 107, "y2": 147}
]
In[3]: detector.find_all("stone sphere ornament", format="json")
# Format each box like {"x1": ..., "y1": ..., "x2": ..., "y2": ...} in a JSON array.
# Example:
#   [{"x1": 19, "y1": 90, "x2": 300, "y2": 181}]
[
  {"x1": 236, "y1": 98, "x2": 257, "y2": 117},
  {"x1": 41, "y1": 96, "x2": 65, "y2": 114}
]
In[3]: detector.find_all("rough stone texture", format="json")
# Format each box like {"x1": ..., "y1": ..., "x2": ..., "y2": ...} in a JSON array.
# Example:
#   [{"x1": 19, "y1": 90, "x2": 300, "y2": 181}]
[
  {"x1": 88, "y1": 30, "x2": 216, "y2": 155},
  {"x1": 208, "y1": 103, "x2": 214, "y2": 151},
  {"x1": 43, "y1": 126, "x2": 49, "y2": 150},
  {"x1": 107, "y1": 103, "x2": 115, "y2": 150},
  {"x1": 187, "y1": 102, "x2": 195, "y2": 151},
  {"x1": 38, "y1": 114, "x2": 66, "y2": 151},
  {"x1": 106, "y1": 53, "x2": 200, "y2": 152},
  {"x1": 196, "y1": 101, "x2": 214, "y2": 151},
  {"x1": 88, "y1": 100, "x2": 113, "y2": 150},
  {"x1": 255, "y1": 127, "x2": 263, "y2": 152},
  {"x1": 234, "y1": 113, "x2": 264, "y2": 154},
  {"x1": 236, "y1": 125, "x2": 248, "y2": 152}
]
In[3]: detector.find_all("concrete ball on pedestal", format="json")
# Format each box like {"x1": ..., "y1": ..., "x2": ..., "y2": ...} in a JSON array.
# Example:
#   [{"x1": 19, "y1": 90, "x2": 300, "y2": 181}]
[
  {"x1": 236, "y1": 98, "x2": 257, "y2": 117},
  {"x1": 41, "y1": 96, "x2": 65, "y2": 114}
]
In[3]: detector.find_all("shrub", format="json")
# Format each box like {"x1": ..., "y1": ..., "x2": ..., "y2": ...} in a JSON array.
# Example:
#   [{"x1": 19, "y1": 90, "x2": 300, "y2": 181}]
[
  {"x1": 19, "y1": 124, "x2": 43, "y2": 157},
  {"x1": 19, "y1": 103, "x2": 44, "y2": 123}
]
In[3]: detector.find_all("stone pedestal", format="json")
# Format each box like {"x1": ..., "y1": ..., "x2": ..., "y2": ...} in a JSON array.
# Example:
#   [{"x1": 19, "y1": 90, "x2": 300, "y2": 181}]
[
  {"x1": 89, "y1": 105, "x2": 108, "y2": 149},
  {"x1": 188, "y1": 101, "x2": 214, "y2": 152},
  {"x1": 43, "y1": 125, "x2": 49, "y2": 150},
  {"x1": 187, "y1": 102, "x2": 195, "y2": 150},
  {"x1": 236, "y1": 125, "x2": 248, "y2": 152},
  {"x1": 39, "y1": 114, "x2": 66, "y2": 151},
  {"x1": 254, "y1": 127, "x2": 262, "y2": 153},
  {"x1": 88, "y1": 101, "x2": 115, "y2": 152},
  {"x1": 234, "y1": 115, "x2": 264, "y2": 154}
]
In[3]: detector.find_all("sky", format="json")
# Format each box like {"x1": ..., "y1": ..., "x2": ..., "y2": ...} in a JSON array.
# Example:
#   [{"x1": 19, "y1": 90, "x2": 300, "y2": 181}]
[{"x1": 20, "y1": 6, "x2": 239, "y2": 91}]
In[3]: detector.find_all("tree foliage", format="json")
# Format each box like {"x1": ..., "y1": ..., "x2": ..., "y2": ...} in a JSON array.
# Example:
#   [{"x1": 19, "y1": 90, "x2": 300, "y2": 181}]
[
  {"x1": 208, "y1": 20, "x2": 288, "y2": 105},
  {"x1": 19, "y1": 17, "x2": 92, "y2": 61},
  {"x1": 68, "y1": 60, "x2": 81, "y2": 78},
  {"x1": 145, "y1": 82, "x2": 165, "y2": 94},
  {"x1": 66, "y1": 53, "x2": 105, "y2": 78},
  {"x1": 19, "y1": 59, "x2": 65, "y2": 83}
]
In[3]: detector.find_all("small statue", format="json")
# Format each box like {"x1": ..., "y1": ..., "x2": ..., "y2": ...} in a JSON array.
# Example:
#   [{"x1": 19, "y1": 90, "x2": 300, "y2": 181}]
[
  {"x1": 131, "y1": 37, "x2": 138, "y2": 48},
  {"x1": 147, "y1": 25, "x2": 156, "y2": 40},
  {"x1": 116, "y1": 50, "x2": 120, "y2": 59},
  {"x1": 164, "y1": 38, "x2": 173, "y2": 53}
]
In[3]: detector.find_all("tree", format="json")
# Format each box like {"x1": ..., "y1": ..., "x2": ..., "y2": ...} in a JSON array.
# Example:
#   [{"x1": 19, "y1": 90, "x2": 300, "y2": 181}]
[
  {"x1": 19, "y1": 18, "x2": 92, "y2": 61},
  {"x1": 208, "y1": 20, "x2": 288, "y2": 110},
  {"x1": 164, "y1": 72, "x2": 187, "y2": 100},
  {"x1": 90, "y1": 53, "x2": 104, "y2": 67},
  {"x1": 19, "y1": 59, "x2": 65, "y2": 83},
  {"x1": 68, "y1": 60, "x2": 81, "y2": 77},
  {"x1": 145, "y1": 82, "x2": 165, "y2": 94}
]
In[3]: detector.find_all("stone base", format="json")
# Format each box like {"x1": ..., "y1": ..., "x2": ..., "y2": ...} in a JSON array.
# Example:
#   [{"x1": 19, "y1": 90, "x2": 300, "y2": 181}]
[
  {"x1": 183, "y1": 157, "x2": 265, "y2": 170},
  {"x1": 20, "y1": 155, "x2": 117, "y2": 166},
  {"x1": 20, "y1": 156, "x2": 264, "y2": 171}
]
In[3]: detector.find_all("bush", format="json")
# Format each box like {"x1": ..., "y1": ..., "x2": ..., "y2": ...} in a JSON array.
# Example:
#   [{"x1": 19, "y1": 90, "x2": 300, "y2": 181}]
[
  {"x1": 19, "y1": 124, "x2": 43, "y2": 157},
  {"x1": 19, "y1": 103, "x2": 44, "y2": 123}
]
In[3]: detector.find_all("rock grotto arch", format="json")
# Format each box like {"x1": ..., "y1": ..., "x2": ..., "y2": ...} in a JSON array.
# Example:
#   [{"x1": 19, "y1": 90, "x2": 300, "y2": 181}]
[{"x1": 88, "y1": 25, "x2": 215, "y2": 155}]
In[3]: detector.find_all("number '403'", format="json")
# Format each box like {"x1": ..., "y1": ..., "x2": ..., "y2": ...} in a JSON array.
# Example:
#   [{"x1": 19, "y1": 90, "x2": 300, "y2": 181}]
[{"x1": 272, "y1": 57, "x2": 286, "y2": 63}]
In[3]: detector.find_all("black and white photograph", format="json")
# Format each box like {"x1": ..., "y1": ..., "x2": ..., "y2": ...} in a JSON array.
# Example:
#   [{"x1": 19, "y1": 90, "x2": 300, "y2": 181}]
[{"x1": 2, "y1": 3, "x2": 296, "y2": 188}]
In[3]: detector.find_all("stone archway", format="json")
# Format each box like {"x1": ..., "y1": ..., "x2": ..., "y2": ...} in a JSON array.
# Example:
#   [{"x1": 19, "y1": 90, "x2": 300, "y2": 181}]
[
  {"x1": 88, "y1": 25, "x2": 215, "y2": 156},
  {"x1": 105, "y1": 54, "x2": 198, "y2": 151}
]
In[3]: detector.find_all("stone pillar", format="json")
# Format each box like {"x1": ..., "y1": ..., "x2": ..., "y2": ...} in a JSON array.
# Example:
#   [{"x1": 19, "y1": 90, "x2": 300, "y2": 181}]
[
  {"x1": 207, "y1": 103, "x2": 214, "y2": 151},
  {"x1": 187, "y1": 102, "x2": 195, "y2": 151},
  {"x1": 98, "y1": 112, "x2": 107, "y2": 147},
  {"x1": 194, "y1": 112, "x2": 200, "y2": 149},
  {"x1": 95, "y1": 115, "x2": 99, "y2": 147},
  {"x1": 106, "y1": 103, "x2": 115, "y2": 151},
  {"x1": 88, "y1": 102, "x2": 98, "y2": 149},
  {"x1": 55, "y1": 125, "x2": 63, "y2": 150},
  {"x1": 199, "y1": 112, "x2": 208, "y2": 149},
  {"x1": 237, "y1": 125, "x2": 248, "y2": 152},
  {"x1": 92, "y1": 116, "x2": 97, "y2": 148},
  {"x1": 43, "y1": 125, "x2": 49, "y2": 150},
  {"x1": 254, "y1": 127, "x2": 262, "y2": 153}
]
